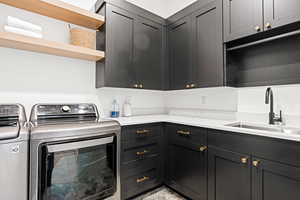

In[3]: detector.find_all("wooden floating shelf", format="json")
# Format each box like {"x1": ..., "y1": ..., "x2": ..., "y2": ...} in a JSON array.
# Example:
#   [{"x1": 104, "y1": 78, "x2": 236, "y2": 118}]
[
  {"x1": 0, "y1": 0, "x2": 105, "y2": 30},
  {"x1": 0, "y1": 32, "x2": 105, "y2": 61}
]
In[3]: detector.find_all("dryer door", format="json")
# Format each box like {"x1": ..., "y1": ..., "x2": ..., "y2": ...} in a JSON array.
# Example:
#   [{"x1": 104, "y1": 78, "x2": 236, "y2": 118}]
[{"x1": 39, "y1": 136, "x2": 117, "y2": 200}]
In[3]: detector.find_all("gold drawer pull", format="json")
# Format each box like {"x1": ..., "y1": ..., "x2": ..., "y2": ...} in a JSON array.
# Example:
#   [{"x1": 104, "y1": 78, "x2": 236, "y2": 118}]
[
  {"x1": 136, "y1": 150, "x2": 149, "y2": 156},
  {"x1": 136, "y1": 129, "x2": 150, "y2": 134},
  {"x1": 265, "y1": 22, "x2": 271, "y2": 29},
  {"x1": 136, "y1": 176, "x2": 150, "y2": 183},
  {"x1": 199, "y1": 146, "x2": 208, "y2": 152},
  {"x1": 177, "y1": 130, "x2": 191, "y2": 136},
  {"x1": 241, "y1": 157, "x2": 248, "y2": 164},
  {"x1": 253, "y1": 160, "x2": 260, "y2": 167}
]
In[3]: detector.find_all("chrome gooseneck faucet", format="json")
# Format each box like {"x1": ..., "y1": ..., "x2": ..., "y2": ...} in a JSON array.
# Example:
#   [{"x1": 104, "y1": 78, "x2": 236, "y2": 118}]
[{"x1": 265, "y1": 87, "x2": 282, "y2": 125}]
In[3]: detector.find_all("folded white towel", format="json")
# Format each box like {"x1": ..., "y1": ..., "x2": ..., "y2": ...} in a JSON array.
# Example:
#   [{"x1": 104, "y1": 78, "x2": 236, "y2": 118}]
[
  {"x1": 7, "y1": 16, "x2": 42, "y2": 33},
  {"x1": 4, "y1": 26, "x2": 43, "y2": 39}
]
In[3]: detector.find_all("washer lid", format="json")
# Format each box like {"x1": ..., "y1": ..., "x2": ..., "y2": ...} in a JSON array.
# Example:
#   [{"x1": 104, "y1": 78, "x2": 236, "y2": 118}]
[{"x1": 0, "y1": 104, "x2": 26, "y2": 140}]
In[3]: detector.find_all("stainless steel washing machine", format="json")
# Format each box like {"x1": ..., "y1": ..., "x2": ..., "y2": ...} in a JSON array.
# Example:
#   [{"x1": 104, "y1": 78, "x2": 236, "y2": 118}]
[
  {"x1": 0, "y1": 104, "x2": 29, "y2": 200},
  {"x1": 29, "y1": 104, "x2": 121, "y2": 200}
]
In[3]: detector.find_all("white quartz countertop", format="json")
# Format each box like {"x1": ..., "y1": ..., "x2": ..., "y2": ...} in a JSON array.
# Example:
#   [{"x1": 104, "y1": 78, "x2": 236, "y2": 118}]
[{"x1": 107, "y1": 115, "x2": 300, "y2": 142}]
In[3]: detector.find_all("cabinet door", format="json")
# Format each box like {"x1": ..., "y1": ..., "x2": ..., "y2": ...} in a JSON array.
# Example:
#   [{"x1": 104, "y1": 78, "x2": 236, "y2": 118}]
[
  {"x1": 264, "y1": 0, "x2": 300, "y2": 30},
  {"x1": 166, "y1": 142, "x2": 207, "y2": 200},
  {"x1": 191, "y1": 1, "x2": 223, "y2": 88},
  {"x1": 134, "y1": 17, "x2": 163, "y2": 90},
  {"x1": 252, "y1": 158, "x2": 300, "y2": 200},
  {"x1": 223, "y1": 0, "x2": 263, "y2": 42},
  {"x1": 208, "y1": 147, "x2": 251, "y2": 200},
  {"x1": 105, "y1": 5, "x2": 136, "y2": 88},
  {"x1": 168, "y1": 17, "x2": 192, "y2": 90}
]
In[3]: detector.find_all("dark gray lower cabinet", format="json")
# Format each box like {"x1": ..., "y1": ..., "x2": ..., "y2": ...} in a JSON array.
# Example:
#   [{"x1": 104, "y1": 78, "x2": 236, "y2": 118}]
[
  {"x1": 120, "y1": 123, "x2": 163, "y2": 199},
  {"x1": 208, "y1": 147, "x2": 251, "y2": 200},
  {"x1": 252, "y1": 158, "x2": 300, "y2": 200},
  {"x1": 165, "y1": 124, "x2": 207, "y2": 200},
  {"x1": 121, "y1": 123, "x2": 300, "y2": 200}
]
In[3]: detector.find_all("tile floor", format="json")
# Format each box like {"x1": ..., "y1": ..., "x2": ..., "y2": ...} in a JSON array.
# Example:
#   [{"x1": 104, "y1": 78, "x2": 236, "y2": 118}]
[{"x1": 133, "y1": 187, "x2": 186, "y2": 200}]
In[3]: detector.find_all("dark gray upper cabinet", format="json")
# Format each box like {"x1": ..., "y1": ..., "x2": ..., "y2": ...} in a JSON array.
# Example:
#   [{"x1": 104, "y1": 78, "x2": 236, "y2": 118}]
[
  {"x1": 168, "y1": 0, "x2": 224, "y2": 90},
  {"x1": 168, "y1": 17, "x2": 192, "y2": 90},
  {"x1": 224, "y1": 0, "x2": 300, "y2": 42},
  {"x1": 134, "y1": 17, "x2": 163, "y2": 90},
  {"x1": 104, "y1": 5, "x2": 136, "y2": 88},
  {"x1": 252, "y1": 158, "x2": 300, "y2": 200},
  {"x1": 191, "y1": 1, "x2": 224, "y2": 88},
  {"x1": 208, "y1": 147, "x2": 252, "y2": 200},
  {"x1": 223, "y1": 0, "x2": 263, "y2": 42},
  {"x1": 96, "y1": 1, "x2": 166, "y2": 90},
  {"x1": 264, "y1": 0, "x2": 300, "y2": 30}
]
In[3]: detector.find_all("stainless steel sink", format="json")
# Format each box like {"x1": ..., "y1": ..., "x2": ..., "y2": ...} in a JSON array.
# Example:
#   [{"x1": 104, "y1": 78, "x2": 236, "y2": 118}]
[{"x1": 225, "y1": 122, "x2": 300, "y2": 135}]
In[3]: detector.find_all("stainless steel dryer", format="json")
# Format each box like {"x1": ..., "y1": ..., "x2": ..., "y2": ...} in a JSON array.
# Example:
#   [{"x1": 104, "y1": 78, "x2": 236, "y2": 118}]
[
  {"x1": 29, "y1": 104, "x2": 121, "y2": 200},
  {"x1": 0, "y1": 104, "x2": 29, "y2": 200}
]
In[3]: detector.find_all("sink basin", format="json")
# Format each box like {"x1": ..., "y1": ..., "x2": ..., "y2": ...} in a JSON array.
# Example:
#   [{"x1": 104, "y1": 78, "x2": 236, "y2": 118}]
[{"x1": 225, "y1": 122, "x2": 300, "y2": 135}]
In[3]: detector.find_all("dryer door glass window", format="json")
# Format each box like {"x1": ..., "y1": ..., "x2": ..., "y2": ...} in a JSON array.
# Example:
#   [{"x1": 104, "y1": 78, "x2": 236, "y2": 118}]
[{"x1": 39, "y1": 137, "x2": 116, "y2": 200}]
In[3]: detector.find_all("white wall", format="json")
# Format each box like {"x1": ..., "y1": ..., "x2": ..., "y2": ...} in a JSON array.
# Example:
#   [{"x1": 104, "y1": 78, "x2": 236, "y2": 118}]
[
  {"x1": 237, "y1": 84, "x2": 300, "y2": 126},
  {"x1": 164, "y1": 87, "x2": 238, "y2": 120},
  {"x1": 0, "y1": 3, "x2": 165, "y2": 118},
  {"x1": 61, "y1": 0, "x2": 97, "y2": 11}
]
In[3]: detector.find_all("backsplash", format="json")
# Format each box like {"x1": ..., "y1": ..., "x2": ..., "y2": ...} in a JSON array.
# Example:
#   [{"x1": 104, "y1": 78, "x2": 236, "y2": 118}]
[
  {"x1": 96, "y1": 88, "x2": 166, "y2": 117},
  {"x1": 237, "y1": 84, "x2": 300, "y2": 126},
  {"x1": 164, "y1": 87, "x2": 238, "y2": 120}
]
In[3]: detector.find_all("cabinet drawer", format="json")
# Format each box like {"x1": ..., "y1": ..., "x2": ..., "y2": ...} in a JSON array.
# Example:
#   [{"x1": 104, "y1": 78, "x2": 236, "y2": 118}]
[
  {"x1": 122, "y1": 123, "x2": 162, "y2": 141},
  {"x1": 121, "y1": 143, "x2": 160, "y2": 164},
  {"x1": 167, "y1": 124, "x2": 207, "y2": 145},
  {"x1": 122, "y1": 168, "x2": 161, "y2": 199},
  {"x1": 121, "y1": 156, "x2": 162, "y2": 179},
  {"x1": 122, "y1": 136, "x2": 161, "y2": 149}
]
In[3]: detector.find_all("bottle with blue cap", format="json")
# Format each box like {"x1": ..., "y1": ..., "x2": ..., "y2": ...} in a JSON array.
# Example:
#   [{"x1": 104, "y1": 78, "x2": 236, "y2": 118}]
[{"x1": 111, "y1": 99, "x2": 120, "y2": 118}]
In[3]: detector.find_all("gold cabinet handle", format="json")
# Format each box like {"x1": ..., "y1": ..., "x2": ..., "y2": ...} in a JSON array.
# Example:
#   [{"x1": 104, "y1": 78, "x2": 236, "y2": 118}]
[
  {"x1": 253, "y1": 160, "x2": 260, "y2": 167},
  {"x1": 199, "y1": 146, "x2": 208, "y2": 152},
  {"x1": 265, "y1": 23, "x2": 271, "y2": 29},
  {"x1": 177, "y1": 130, "x2": 191, "y2": 136},
  {"x1": 255, "y1": 26, "x2": 261, "y2": 32},
  {"x1": 136, "y1": 176, "x2": 150, "y2": 183},
  {"x1": 136, "y1": 150, "x2": 149, "y2": 156},
  {"x1": 241, "y1": 157, "x2": 248, "y2": 164},
  {"x1": 136, "y1": 129, "x2": 150, "y2": 134}
]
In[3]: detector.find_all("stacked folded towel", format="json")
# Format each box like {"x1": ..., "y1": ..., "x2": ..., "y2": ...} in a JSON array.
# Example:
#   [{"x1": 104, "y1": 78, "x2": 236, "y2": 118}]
[{"x1": 4, "y1": 16, "x2": 43, "y2": 38}]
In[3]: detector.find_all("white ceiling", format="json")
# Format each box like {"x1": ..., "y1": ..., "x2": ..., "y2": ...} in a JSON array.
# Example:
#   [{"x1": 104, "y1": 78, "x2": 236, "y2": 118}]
[
  {"x1": 63, "y1": 0, "x2": 197, "y2": 18},
  {"x1": 126, "y1": 0, "x2": 197, "y2": 18}
]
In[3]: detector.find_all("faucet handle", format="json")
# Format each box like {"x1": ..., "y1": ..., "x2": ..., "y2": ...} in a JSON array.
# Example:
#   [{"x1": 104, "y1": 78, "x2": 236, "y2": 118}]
[{"x1": 274, "y1": 110, "x2": 284, "y2": 125}]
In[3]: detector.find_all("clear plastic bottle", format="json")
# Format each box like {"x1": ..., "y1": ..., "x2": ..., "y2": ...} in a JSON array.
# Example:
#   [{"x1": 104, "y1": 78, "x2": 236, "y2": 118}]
[
  {"x1": 123, "y1": 97, "x2": 132, "y2": 117},
  {"x1": 111, "y1": 99, "x2": 120, "y2": 118}
]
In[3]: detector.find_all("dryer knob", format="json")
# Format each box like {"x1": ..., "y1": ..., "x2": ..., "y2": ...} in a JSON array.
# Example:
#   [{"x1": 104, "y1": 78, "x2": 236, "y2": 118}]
[{"x1": 61, "y1": 106, "x2": 71, "y2": 113}]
